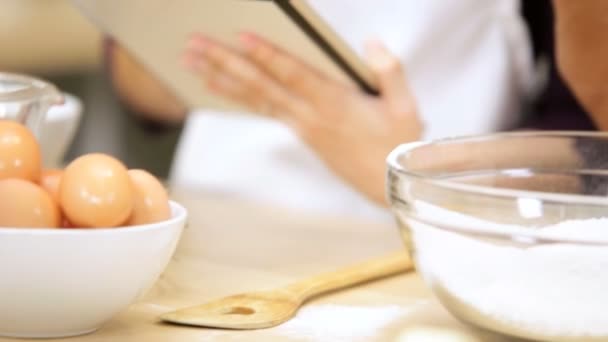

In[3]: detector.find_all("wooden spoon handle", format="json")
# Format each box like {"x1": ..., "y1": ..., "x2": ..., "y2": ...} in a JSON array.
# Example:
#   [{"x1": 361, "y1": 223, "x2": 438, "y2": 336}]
[{"x1": 284, "y1": 251, "x2": 413, "y2": 302}]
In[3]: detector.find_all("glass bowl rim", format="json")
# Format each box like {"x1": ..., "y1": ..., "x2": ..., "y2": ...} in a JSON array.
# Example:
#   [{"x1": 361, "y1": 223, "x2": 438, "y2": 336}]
[
  {"x1": 387, "y1": 130, "x2": 608, "y2": 206},
  {"x1": 0, "y1": 72, "x2": 61, "y2": 103},
  {"x1": 387, "y1": 131, "x2": 608, "y2": 245}
]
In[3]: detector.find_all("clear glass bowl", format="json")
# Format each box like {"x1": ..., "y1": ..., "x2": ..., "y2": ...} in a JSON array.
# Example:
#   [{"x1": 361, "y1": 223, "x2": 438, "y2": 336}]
[
  {"x1": 0, "y1": 72, "x2": 63, "y2": 138},
  {"x1": 387, "y1": 131, "x2": 608, "y2": 342}
]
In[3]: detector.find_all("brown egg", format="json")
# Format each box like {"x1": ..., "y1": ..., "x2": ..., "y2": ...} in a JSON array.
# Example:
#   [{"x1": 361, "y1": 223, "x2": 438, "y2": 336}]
[
  {"x1": 61, "y1": 218, "x2": 74, "y2": 229},
  {"x1": 59, "y1": 153, "x2": 134, "y2": 228},
  {"x1": 127, "y1": 169, "x2": 171, "y2": 225},
  {"x1": 0, "y1": 178, "x2": 60, "y2": 228},
  {"x1": 40, "y1": 169, "x2": 63, "y2": 202},
  {"x1": 0, "y1": 120, "x2": 42, "y2": 182}
]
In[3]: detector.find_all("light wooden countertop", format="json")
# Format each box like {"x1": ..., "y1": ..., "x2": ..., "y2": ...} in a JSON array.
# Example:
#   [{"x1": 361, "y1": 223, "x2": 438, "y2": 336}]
[{"x1": 0, "y1": 188, "x2": 508, "y2": 342}]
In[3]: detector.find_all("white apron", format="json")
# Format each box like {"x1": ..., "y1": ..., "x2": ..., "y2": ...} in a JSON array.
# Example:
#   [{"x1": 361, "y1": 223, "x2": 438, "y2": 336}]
[{"x1": 169, "y1": 0, "x2": 533, "y2": 222}]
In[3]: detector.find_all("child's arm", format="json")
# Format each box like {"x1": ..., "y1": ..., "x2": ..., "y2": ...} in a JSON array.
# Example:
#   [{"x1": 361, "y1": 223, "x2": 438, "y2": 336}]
[{"x1": 553, "y1": 0, "x2": 608, "y2": 130}]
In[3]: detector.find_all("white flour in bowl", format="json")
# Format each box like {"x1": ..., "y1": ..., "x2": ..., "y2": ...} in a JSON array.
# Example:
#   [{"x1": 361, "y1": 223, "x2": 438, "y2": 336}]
[{"x1": 404, "y1": 203, "x2": 608, "y2": 341}]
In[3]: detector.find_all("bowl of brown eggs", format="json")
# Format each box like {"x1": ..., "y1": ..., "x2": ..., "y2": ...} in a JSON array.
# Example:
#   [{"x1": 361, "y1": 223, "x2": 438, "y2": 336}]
[{"x1": 0, "y1": 120, "x2": 187, "y2": 338}]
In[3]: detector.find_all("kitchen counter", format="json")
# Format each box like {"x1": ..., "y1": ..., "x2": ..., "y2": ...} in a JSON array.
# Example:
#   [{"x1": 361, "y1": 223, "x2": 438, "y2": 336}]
[{"x1": 0, "y1": 188, "x2": 502, "y2": 341}]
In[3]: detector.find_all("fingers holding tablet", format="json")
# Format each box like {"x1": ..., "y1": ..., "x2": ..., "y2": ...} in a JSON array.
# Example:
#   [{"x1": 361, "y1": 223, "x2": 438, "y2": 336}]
[
  {"x1": 182, "y1": 33, "x2": 311, "y2": 125},
  {"x1": 238, "y1": 32, "x2": 343, "y2": 104}
]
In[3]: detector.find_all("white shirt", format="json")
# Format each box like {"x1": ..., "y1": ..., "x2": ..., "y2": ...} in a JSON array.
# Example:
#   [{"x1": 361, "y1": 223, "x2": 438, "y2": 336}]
[{"x1": 169, "y1": 0, "x2": 533, "y2": 222}]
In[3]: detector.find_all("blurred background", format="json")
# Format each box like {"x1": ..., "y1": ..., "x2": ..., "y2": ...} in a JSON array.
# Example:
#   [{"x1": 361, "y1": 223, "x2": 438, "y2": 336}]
[{"x1": 0, "y1": 0, "x2": 182, "y2": 178}]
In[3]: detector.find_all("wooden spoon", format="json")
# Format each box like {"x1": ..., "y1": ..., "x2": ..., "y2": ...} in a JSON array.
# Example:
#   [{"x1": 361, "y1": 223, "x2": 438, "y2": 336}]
[{"x1": 160, "y1": 251, "x2": 413, "y2": 329}]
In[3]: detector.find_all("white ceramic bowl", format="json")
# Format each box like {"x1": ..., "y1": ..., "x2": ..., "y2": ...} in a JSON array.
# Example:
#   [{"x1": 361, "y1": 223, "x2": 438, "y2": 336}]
[
  {"x1": 39, "y1": 92, "x2": 82, "y2": 168},
  {"x1": 0, "y1": 201, "x2": 187, "y2": 339}
]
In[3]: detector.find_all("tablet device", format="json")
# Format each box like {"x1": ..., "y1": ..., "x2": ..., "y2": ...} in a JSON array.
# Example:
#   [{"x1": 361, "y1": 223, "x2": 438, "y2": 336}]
[{"x1": 69, "y1": 0, "x2": 378, "y2": 111}]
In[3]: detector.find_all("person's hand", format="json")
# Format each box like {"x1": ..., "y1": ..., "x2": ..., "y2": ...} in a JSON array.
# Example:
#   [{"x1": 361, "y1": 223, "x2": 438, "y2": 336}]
[{"x1": 182, "y1": 33, "x2": 422, "y2": 205}]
